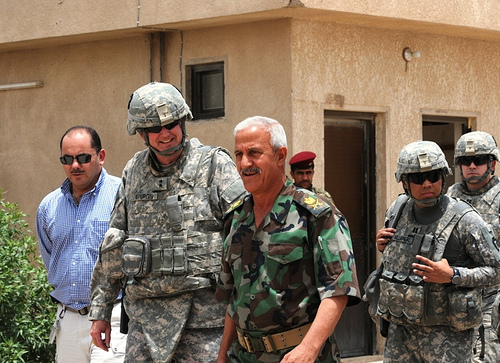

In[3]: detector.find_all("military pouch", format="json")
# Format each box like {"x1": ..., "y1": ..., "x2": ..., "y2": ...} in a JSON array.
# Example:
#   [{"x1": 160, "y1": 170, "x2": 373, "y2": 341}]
[
  {"x1": 492, "y1": 293, "x2": 500, "y2": 335},
  {"x1": 447, "y1": 287, "x2": 482, "y2": 331},
  {"x1": 378, "y1": 275, "x2": 424, "y2": 325},
  {"x1": 362, "y1": 264, "x2": 383, "y2": 323},
  {"x1": 151, "y1": 235, "x2": 188, "y2": 276},
  {"x1": 419, "y1": 234, "x2": 435, "y2": 260},
  {"x1": 166, "y1": 195, "x2": 183, "y2": 232},
  {"x1": 122, "y1": 236, "x2": 151, "y2": 278}
]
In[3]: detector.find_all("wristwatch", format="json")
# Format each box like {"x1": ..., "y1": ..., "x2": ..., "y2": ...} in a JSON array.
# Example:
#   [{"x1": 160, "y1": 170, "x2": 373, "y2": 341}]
[{"x1": 451, "y1": 268, "x2": 461, "y2": 285}]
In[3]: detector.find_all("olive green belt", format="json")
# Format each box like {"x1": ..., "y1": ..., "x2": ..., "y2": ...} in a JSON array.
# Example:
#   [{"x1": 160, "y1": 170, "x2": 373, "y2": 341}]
[{"x1": 236, "y1": 323, "x2": 312, "y2": 353}]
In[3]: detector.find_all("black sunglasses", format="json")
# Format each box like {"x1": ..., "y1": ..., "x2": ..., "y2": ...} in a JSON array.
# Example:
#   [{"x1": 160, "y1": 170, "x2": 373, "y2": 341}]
[
  {"x1": 456, "y1": 155, "x2": 490, "y2": 167},
  {"x1": 59, "y1": 152, "x2": 97, "y2": 165},
  {"x1": 144, "y1": 120, "x2": 180, "y2": 134},
  {"x1": 407, "y1": 170, "x2": 442, "y2": 185}
]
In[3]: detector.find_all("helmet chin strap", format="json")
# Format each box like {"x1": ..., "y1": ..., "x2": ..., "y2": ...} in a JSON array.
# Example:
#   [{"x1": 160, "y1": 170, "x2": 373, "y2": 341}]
[
  {"x1": 414, "y1": 196, "x2": 440, "y2": 208},
  {"x1": 139, "y1": 122, "x2": 188, "y2": 157},
  {"x1": 403, "y1": 174, "x2": 445, "y2": 208},
  {"x1": 146, "y1": 134, "x2": 186, "y2": 156}
]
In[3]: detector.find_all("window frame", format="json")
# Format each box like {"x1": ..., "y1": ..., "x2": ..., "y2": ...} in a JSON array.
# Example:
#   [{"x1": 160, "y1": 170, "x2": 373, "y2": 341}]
[{"x1": 188, "y1": 61, "x2": 225, "y2": 120}]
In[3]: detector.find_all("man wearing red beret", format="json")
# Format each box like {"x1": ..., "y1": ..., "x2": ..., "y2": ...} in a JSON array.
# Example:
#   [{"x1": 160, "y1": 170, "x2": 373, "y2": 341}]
[{"x1": 289, "y1": 151, "x2": 334, "y2": 204}]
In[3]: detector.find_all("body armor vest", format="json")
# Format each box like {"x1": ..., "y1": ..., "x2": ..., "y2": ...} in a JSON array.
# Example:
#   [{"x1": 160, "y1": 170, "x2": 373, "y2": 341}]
[
  {"x1": 378, "y1": 197, "x2": 480, "y2": 330},
  {"x1": 121, "y1": 140, "x2": 224, "y2": 290}
]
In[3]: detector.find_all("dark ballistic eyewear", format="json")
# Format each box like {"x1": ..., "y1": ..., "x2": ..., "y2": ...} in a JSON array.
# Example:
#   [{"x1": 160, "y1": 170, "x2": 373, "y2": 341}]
[
  {"x1": 456, "y1": 155, "x2": 490, "y2": 167},
  {"x1": 59, "y1": 152, "x2": 97, "y2": 165},
  {"x1": 144, "y1": 120, "x2": 180, "y2": 134},
  {"x1": 407, "y1": 170, "x2": 442, "y2": 185}
]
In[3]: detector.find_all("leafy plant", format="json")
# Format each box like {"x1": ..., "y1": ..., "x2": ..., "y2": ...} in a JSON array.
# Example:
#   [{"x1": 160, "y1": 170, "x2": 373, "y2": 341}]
[{"x1": 0, "y1": 190, "x2": 55, "y2": 362}]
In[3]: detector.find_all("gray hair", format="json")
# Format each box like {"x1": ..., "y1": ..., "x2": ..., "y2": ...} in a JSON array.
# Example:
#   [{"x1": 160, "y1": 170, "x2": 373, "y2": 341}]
[{"x1": 234, "y1": 116, "x2": 287, "y2": 151}]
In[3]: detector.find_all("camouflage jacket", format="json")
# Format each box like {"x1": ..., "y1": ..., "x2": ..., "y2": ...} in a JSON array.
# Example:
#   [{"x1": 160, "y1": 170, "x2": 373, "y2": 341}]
[
  {"x1": 447, "y1": 176, "x2": 500, "y2": 297},
  {"x1": 215, "y1": 179, "x2": 360, "y2": 332},
  {"x1": 89, "y1": 138, "x2": 245, "y2": 325},
  {"x1": 447, "y1": 175, "x2": 500, "y2": 243}
]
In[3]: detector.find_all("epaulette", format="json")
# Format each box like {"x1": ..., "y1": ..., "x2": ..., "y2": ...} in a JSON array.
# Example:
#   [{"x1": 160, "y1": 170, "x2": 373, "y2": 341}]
[
  {"x1": 223, "y1": 195, "x2": 247, "y2": 220},
  {"x1": 294, "y1": 189, "x2": 331, "y2": 218}
]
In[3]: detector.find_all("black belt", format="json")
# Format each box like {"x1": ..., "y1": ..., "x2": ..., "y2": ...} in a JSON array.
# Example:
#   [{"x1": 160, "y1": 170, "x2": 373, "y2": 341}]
[
  {"x1": 51, "y1": 296, "x2": 90, "y2": 315},
  {"x1": 62, "y1": 305, "x2": 90, "y2": 315}
]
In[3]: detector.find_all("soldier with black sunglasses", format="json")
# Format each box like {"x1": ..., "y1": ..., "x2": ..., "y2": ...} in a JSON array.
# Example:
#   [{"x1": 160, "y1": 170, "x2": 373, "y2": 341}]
[
  {"x1": 448, "y1": 131, "x2": 500, "y2": 362},
  {"x1": 374, "y1": 140, "x2": 500, "y2": 363}
]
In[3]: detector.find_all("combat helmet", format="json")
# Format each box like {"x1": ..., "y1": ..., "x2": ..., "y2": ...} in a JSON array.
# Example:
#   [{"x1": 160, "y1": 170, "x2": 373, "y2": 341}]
[
  {"x1": 127, "y1": 82, "x2": 192, "y2": 156},
  {"x1": 454, "y1": 131, "x2": 499, "y2": 183},
  {"x1": 454, "y1": 131, "x2": 500, "y2": 162},
  {"x1": 395, "y1": 140, "x2": 451, "y2": 207},
  {"x1": 395, "y1": 140, "x2": 452, "y2": 182}
]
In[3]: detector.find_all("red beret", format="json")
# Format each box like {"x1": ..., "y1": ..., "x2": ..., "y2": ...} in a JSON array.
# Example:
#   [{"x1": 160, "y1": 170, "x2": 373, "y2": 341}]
[{"x1": 289, "y1": 151, "x2": 316, "y2": 169}]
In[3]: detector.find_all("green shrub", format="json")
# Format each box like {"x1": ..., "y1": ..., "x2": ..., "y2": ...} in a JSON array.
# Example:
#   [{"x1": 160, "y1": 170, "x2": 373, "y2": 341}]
[{"x1": 0, "y1": 190, "x2": 56, "y2": 362}]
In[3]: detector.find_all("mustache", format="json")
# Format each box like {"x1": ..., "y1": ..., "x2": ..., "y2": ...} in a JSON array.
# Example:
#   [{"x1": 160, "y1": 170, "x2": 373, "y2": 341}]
[
  {"x1": 71, "y1": 169, "x2": 84, "y2": 174},
  {"x1": 240, "y1": 168, "x2": 262, "y2": 175}
]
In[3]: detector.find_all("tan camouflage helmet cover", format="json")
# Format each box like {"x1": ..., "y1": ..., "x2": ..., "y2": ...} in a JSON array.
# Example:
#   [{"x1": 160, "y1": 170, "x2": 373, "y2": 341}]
[
  {"x1": 454, "y1": 131, "x2": 500, "y2": 163},
  {"x1": 127, "y1": 82, "x2": 193, "y2": 135},
  {"x1": 395, "y1": 140, "x2": 452, "y2": 182}
]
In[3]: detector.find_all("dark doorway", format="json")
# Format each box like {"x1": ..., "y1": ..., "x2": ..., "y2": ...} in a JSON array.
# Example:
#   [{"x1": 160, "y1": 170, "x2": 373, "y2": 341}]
[
  {"x1": 422, "y1": 115, "x2": 470, "y2": 187},
  {"x1": 324, "y1": 111, "x2": 376, "y2": 357}
]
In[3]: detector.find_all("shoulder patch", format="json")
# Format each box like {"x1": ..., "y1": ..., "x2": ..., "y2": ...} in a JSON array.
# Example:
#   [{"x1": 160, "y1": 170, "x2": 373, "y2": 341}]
[
  {"x1": 223, "y1": 196, "x2": 246, "y2": 219},
  {"x1": 295, "y1": 190, "x2": 331, "y2": 217}
]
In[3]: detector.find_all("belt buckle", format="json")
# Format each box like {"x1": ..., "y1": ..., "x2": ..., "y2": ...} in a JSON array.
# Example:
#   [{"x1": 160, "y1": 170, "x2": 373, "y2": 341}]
[
  {"x1": 78, "y1": 306, "x2": 89, "y2": 315},
  {"x1": 243, "y1": 335, "x2": 255, "y2": 353}
]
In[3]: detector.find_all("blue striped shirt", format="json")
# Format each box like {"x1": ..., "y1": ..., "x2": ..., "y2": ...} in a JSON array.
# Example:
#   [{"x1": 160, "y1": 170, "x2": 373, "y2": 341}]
[{"x1": 37, "y1": 168, "x2": 121, "y2": 310}]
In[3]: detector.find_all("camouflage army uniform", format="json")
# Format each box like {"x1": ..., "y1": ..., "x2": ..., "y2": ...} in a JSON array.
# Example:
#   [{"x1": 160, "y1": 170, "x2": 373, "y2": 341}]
[
  {"x1": 215, "y1": 179, "x2": 360, "y2": 362},
  {"x1": 90, "y1": 138, "x2": 245, "y2": 362},
  {"x1": 448, "y1": 175, "x2": 500, "y2": 361},
  {"x1": 380, "y1": 195, "x2": 500, "y2": 363}
]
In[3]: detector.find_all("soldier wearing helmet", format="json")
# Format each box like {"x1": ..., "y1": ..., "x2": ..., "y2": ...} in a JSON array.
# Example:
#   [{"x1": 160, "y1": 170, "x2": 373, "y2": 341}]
[
  {"x1": 373, "y1": 140, "x2": 500, "y2": 363},
  {"x1": 89, "y1": 82, "x2": 246, "y2": 362},
  {"x1": 448, "y1": 131, "x2": 500, "y2": 362}
]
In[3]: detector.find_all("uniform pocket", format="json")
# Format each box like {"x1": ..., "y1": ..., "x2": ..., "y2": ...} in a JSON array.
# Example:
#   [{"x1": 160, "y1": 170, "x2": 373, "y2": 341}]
[
  {"x1": 448, "y1": 288, "x2": 482, "y2": 331},
  {"x1": 267, "y1": 243, "x2": 304, "y2": 290}
]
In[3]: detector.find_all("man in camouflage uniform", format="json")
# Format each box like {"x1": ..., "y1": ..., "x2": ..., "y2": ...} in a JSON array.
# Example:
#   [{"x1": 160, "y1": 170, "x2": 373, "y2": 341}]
[
  {"x1": 447, "y1": 131, "x2": 500, "y2": 362},
  {"x1": 215, "y1": 116, "x2": 360, "y2": 362},
  {"x1": 89, "y1": 82, "x2": 246, "y2": 362},
  {"x1": 289, "y1": 150, "x2": 334, "y2": 204},
  {"x1": 376, "y1": 140, "x2": 500, "y2": 363}
]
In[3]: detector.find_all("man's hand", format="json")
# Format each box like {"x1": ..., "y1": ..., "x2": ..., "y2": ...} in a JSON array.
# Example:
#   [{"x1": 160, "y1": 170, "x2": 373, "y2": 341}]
[
  {"x1": 90, "y1": 320, "x2": 111, "y2": 351},
  {"x1": 412, "y1": 255, "x2": 454, "y2": 283},
  {"x1": 281, "y1": 296, "x2": 348, "y2": 363},
  {"x1": 376, "y1": 227, "x2": 396, "y2": 252}
]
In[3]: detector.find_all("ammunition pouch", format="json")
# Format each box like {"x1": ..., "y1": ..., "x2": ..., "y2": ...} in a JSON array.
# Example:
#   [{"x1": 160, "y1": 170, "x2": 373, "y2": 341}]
[
  {"x1": 377, "y1": 274, "x2": 482, "y2": 331},
  {"x1": 150, "y1": 235, "x2": 188, "y2": 276},
  {"x1": 377, "y1": 273, "x2": 425, "y2": 325}
]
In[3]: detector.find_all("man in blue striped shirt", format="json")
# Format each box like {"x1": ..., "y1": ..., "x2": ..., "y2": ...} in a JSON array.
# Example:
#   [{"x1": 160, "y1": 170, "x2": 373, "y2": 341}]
[{"x1": 37, "y1": 125, "x2": 126, "y2": 362}]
